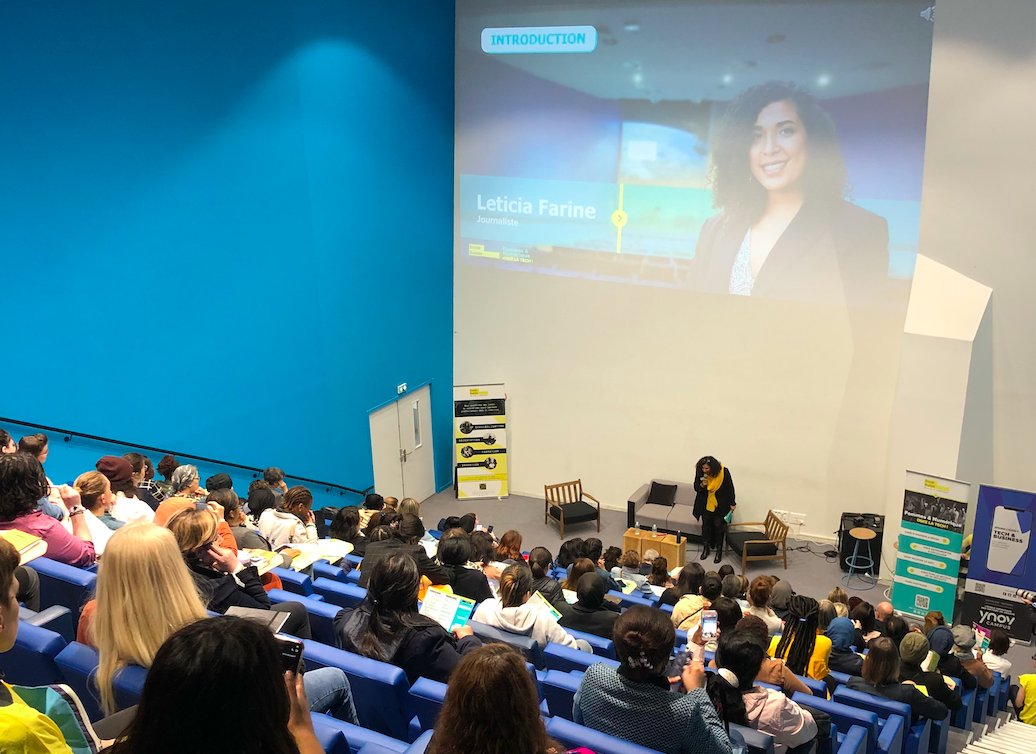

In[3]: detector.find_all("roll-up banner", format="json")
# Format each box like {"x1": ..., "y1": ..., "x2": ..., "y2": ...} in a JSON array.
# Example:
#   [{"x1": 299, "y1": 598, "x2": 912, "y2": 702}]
[
  {"x1": 892, "y1": 471, "x2": 970, "y2": 622},
  {"x1": 454, "y1": 384, "x2": 508, "y2": 499},
  {"x1": 960, "y1": 484, "x2": 1036, "y2": 642}
]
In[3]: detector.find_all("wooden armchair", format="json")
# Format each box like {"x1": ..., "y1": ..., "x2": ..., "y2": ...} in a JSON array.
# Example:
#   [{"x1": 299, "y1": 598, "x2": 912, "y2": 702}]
[
  {"x1": 544, "y1": 480, "x2": 601, "y2": 538},
  {"x1": 724, "y1": 510, "x2": 789, "y2": 576}
]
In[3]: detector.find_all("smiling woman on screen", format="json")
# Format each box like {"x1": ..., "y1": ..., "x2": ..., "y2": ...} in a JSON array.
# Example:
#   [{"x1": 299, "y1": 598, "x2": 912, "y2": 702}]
[{"x1": 693, "y1": 81, "x2": 887, "y2": 304}]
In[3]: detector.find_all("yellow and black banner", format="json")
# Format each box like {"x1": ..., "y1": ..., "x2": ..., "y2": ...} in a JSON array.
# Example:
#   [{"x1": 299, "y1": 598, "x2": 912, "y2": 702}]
[{"x1": 454, "y1": 384, "x2": 508, "y2": 499}]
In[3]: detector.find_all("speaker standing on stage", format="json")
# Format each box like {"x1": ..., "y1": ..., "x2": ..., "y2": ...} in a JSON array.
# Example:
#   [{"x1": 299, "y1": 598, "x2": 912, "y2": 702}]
[{"x1": 693, "y1": 456, "x2": 736, "y2": 564}]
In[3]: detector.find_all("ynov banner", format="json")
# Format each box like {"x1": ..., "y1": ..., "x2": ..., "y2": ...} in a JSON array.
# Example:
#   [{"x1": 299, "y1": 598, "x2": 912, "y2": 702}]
[
  {"x1": 892, "y1": 471, "x2": 970, "y2": 622},
  {"x1": 960, "y1": 484, "x2": 1036, "y2": 642},
  {"x1": 454, "y1": 384, "x2": 508, "y2": 499}
]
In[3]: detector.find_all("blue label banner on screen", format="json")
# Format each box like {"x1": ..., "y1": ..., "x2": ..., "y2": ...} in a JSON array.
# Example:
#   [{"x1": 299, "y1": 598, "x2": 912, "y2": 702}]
[
  {"x1": 892, "y1": 471, "x2": 970, "y2": 621},
  {"x1": 968, "y1": 485, "x2": 1036, "y2": 591},
  {"x1": 481, "y1": 26, "x2": 598, "y2": 54}
]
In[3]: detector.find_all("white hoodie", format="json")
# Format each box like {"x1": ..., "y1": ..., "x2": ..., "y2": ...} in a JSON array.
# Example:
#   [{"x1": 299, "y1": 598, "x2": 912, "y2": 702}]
[
  {"x1": 258, "y1": 508, "x2": 318, "y2": 549},
  {"x1": 472, "y1": 598, "x2": 588, "y2": 651}
]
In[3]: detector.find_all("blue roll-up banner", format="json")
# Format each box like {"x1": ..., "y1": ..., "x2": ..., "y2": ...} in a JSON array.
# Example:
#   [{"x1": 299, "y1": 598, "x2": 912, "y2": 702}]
[{"x1": 961, "y1": 484, "x2": 1036, "y2": 642}]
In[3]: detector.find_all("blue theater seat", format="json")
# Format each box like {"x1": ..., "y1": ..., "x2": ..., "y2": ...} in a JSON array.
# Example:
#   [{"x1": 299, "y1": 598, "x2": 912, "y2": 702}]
[
  {"x1": 564, "y1": 628, "x2": 615, "y2": 659},
  {"x1": 401, "y1": 730, "x2": 433, "y2": 754},
  {"x1": 998, "y1": 674, "x2": 1011, "y2": 712},
  {"x1": 31, "y1": 557, "x2": 96, "y2": 633},
  {"x1": 987, "y1": 671, "x2": 1002, "y2": 717},
  {"x1": 542, "y1": 668, "x2": 582, "y2": 720},
  {"x1": 5, "y1": 620, "x2": 67, "y2": 686},
  {"x1": 267, "y1": 589, "x2": 341, "y2": 646},
  {"x1": 343, "y1": 554, "x2": 363, "y2": 569},
  {"x1": 407, "y1": 676, "x2": 447, "y2": 731},
  {"x1": 729, "y1": 723, "x2": 774, "y2": 754},
  {"x1": 312, "y1": 712, "x2": 408, "y2": 754},
  {"x1": 344, "y1": 568, "x2": 361, "y2": 585},
  {"x1": 18, "y1": 604, "x2": 75, "y2": 644},
  {"x1": 546, "y1": 717, "x2": 664, "y2": 754},
  {"x1": 607, "y1": 590, "x2": 655, "y2": 611},
  {"x1": 792, "y1": 693, "x2": 884, "y2": 754},
  {"x1": 271, "y1": 567, "x2": 316, "y2": 596},
  {"x1": 543, "y1": 642, "x2": 618, "y2": 674},
  {"x1": 313, "y1": 561, "x2": 349, "y2": 583},
  {"x1": 313, "y1": 578, "x2": 368, "y2": 610},
  {"x1": 54, "y1": 641, "x2": 104, "y2": 721},
  {"x1": 801, "y1": 676, "x2": 827, "y2": 698},
  {"x1": 833, "y1": 686, "x2": 923, "y2": 754},
  {"x1": 947, "y1": 677, "x2": 975, "y2": 730},
  {"x1": 468, "y1": 620, "x2": 544, "y2": 668},
  {"x1": 838, "y1": 725, "x2": 869, "y2": 754},
  {"x1": 303, "y1": 639, "x2": 413, "y2": 741}
]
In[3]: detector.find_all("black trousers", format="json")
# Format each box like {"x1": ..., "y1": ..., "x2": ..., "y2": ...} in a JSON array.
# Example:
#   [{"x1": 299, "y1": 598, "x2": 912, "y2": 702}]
[
  {"x1": 701, "y1": 511, "x2": 727, "y2": 550},
  {"x1": 16, "y1": 565, "x2": 40, "y2": 612},
  {"x1": 271, "y1": 601, "x2": 312, "y2": 640}
]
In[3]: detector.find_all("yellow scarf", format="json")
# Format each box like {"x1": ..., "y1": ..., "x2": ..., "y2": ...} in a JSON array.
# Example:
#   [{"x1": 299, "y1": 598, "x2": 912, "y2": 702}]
[{"x1": 706, "y1": 466, "x2": 725, "y2": 512}]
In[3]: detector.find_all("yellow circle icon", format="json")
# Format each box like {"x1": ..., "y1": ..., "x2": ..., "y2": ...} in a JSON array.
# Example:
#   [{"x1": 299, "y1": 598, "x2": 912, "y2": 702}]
[{"x1": 611, "y1": 209, "x2": 628, "y2": 228}]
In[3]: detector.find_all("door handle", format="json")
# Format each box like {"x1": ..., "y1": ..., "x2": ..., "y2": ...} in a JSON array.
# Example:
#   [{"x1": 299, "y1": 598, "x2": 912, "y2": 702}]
[{"x1": 399, "y1": 448, "x2": 409, "y2": 463}]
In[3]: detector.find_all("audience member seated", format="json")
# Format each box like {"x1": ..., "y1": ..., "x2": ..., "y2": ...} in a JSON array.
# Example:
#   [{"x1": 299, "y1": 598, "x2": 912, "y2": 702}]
[
  {"x1": 97, "y1": 456, "x2": 155, "y2": 525},
  {"x1": 580, "y1": 538, "x2": 621, "y2": 591},
  {"x1": 827, "y1": 586, "x2": 848, "y2": 606},
  {"x1": 169, "y1": 464, "x2": 206, "y2": 500},
  {"x1": 328, "y1": 506, "x2": 367, "y2": 557},
  {"x1": 358, "y1": 492, "x2": 384, "y2": 529},
  {"x1": 214, "y1": 488, "x2": 277, "y2": 553},
  {"x1": 923, "y1": 610, "x2": 946, "y2": 634},
  {"x1": 659, "y1": 563, "x2": 704, "y2": 608},
  {"x1": 0, "y1": 428, "x2": 16, "y2": 454},
  {"x1": 850, "y1": 601, "x2": 880, "y2": 649},
  {"x1": 707, "y1": 633, "x2": 818, "y2": 754},
  {"x1": 848, "y1": 637, "x2": 949, "y2": 722},
  {"x1": 18, "y1": 433, "x2": 66, "y2": 521},
  {"x1": 555, "y1": 537, "x2": 584, "y2": 570},
  {"x1": 689, "y1": 596, "x2": 742, "y2": 658},
  {"x1": 495, "y1": 530, "x2": 523, "y2": 564},
  {"x1": 770, "y1": 579, "x2": 794, "y2": 621},
  {"x1": 529, "y1": 546, "x2": 568, "y2": 613},
  {"x1": 743, "y1": 576, "x2": 783, "y2": 636},
  {"x1": 1014, "y1": 655, "x2": 1036, "y2": 726},
  {"x1": 883, "y1": 614, "x2": 912, "y2": 650},
  {"x1": 769, "y1": 596, "x2": 831, "y2": 683},
  {"x1": 437, "y1": 528, "x2": 493, "y2": 603},
  {"x1": 364, "y1": 507, "x2": 401, "y2": 539},
  {"x1": 258, "y1": 485, "x2": 319, "y2": 548},
  {"x1": 358, "y1": 513, "x2": 448, "y2": 589},
  {"x1": 264, "y1": 466, "x2": 289, "y2": 497},
  {"x1": 204, "y1": 473, "x2": 233, "y2": 494},
  {"x1": 574, "y1": 605, "x2": 732, "y2": 754},
  {"x1": 246, "y1": 484, "x2": 278, "y2": 523},
  {"x1": 602, "y1": 545, "x2": 622, "y2": 575},
  {"x1": 397, "y1": 497, "x2": 422, "y2": 522},
  {"x1": 873, "y1": 601, "x2": 893, "y2": 634},
  {"x1": 717, "y1": 564, "x2": 735, "y2": 581},
  {"x1": 0, "y1": 452, "x2": 95, "y2": 567},
  {"x1": 672, "y1": 573, "x2": 722, "y2": 633},
  {"x1": 473, "y1": 564, "x2": 591, "y2": 652},
  {"x1": 612, "y1": 550, "x2": 653, "y2": 594},
  {"x1": 735, "y1": 616, "x2": 812, "y2": 696},
  {"x1": 426, "y1": 643, "x2": 565, "y2": 754},
  {"x1": 927, "y1": 624, "x2": 977, "y2": 690},
  {"x1": 825, "y1": 617, "x2": 863, "y2": 675},
  {"x1": 153, "y1": 495, "x2": 237, "y2": 552},
  {"x1": 898, "y1": 632, "x2": 962, "y2": 713},
  {"x1": 950, "y1": 625, "x2": 994, "y2": 689},
  {"x1": 648, "y1": 556, "x2": 672, "y2": 589},
  {"x1": 126, "y1": 453, "x2": 165, "y2": 507},
  {"x1": 103, "y1": 616, "x2": 325, "y2": 754},
  {"x1": 558, "y1": 572, "x2": 618, "y2": 639},
  {"x1": 335, "y1": 552, "x2": 481, "y2": 684},
  {"x1": 0, "y1": 537, "x2": 97, "y2": 752},
  {"x1": 72, "y1": 471, "x2": 117, "y2": 555},
  {"x1": 166, "y1": 506, "x2": 310, "y2": 638},
  {"x1": 561, "y1": 557, "x2": 596, "y2": 593},
  {"x1": 155, "y1": 454, "x2": 178, "y2": 498},
  {"x1": 982, "y1": 628, "x2": 1012, "y2": 677},
  {"x1": 817, "y1": 599, "x2": 836, "y2": 632}
]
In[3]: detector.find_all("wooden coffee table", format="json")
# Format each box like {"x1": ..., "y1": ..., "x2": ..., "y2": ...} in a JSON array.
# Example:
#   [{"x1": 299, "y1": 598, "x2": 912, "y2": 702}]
[{"x1": 622, "y1": 527, "x2": 686, "y2": 568}]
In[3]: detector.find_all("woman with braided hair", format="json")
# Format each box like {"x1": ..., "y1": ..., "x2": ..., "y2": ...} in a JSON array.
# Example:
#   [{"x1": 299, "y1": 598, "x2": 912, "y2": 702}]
[{"x1": 768, "y1": 595, "x2": 831, "y2": 682}]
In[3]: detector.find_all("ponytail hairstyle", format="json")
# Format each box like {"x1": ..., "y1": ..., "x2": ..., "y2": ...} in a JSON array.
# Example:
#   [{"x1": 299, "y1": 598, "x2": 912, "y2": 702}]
[
  {"x1": 707, "y1": 633, "x2": 761, "y2": 727},
  {"x1": 613, "y1": 606, "x2": 675, "y2": 682},
  {"x1": 528, "y1": 547, "x2": 553, "y2": 580},
  {"x1": 361, "y1": 552, "x2": 424, "y2": 661},
  {"x1": 498, "y1": 564, "x2": 534, "y2": 608},
  {"x1": 773, "y1": 595, "x2": 819, "y2": 676},
  {"x1": 74, "y1": 471, "x2": 112, "y2": 513}
]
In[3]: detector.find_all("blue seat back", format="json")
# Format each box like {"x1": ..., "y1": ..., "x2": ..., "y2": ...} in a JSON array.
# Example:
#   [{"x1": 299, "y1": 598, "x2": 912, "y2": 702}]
[
  {"x1": 267, "y1": 589, "x2": 341, "y2": 646},
  {"x1": 988, "y1": 671, "x2": 1002, "y2": 717},
  {"x1": 659, "y1": 603, "x2": 674, "y2": 615},
  {"x1": 839, "y1": 724, "x2": 869, "y2": 754},
  {"x1": 344, "y1": 554, "x2": 363, "y2": 568},
  {"x1": 345, "y1": 568, "x2": 362, "y2": 585},
  {"x1": 271, "y1": 567, "x2": 315, "y2": 596},
  {"x1": 801, "y1": 676, "x2": 827, "y2": 697},
  {"x1": 19, "y1": 605, "x2": 75, "y2": 644},
  {"x1": 828, "y1": 670, "x2": 852, "y2": 687},
  {"x1": 313, "y1": 561, "x2": 348, "y2": 583},
  {"x1": 312, "y1": 712, "x2": 409, "y2": 754},
  {"x1": 544, "y1": 642, "x2": 618, "y2": 674},
  {"x1": 998, "y1": 674, "x2": 1011, "y2": 712},
  {"x1": 313, "y1": 578, "x2": 369, "y2": 610},
  {"x1": 730, "y1": 723, "x2": 775, "y2": 754},
  {"x1": 6, "y1": 620, "x2": 67, "y2": 686},
  {"x1": 607, "y1": 590, "x2": 655, "y2": 611},
  {"x1": 303, "y1": 639, "x2": 413, "y2": 741},
  {"x1": 831, "y1": 687, "x2": 908, "y2": 754},
  {"x1": 792, "y1": 693, "x2": 879, "y2": 754},
  {"x1": 564, "y1": 628, "x2": 615, "y2": 659},
  {"x1": 403, "y1": 730, "x2": 433, "y2": 754},
  {"x1": 32, "y1": 557, "x2": 96, "y2": 633},
  {"x1": 468, "y1": 620, "x2": 544, "y2": 668},
  {"x1": 948, "y1": 677, "x2": 975, "y2": 729},
  {"x1": 54, "y1": 641, "x2": 104, "y2": 722},
  {"x1": 542, "y1": 669, "x2": 581, "y2": 720},
  {"x1": 407, "y1": 676, "x2": 447, "y2": 731},
  {"x1": 546, "y1": 716, "x2": 663, "y2": 754},
  {"x1": 113, "y1": 663, "x2": 148, "y2": 712}
]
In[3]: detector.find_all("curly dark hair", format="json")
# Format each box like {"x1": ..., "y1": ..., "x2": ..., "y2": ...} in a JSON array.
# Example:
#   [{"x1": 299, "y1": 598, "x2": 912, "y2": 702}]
[
  {"x1": 0, "y1": 452, "x2": 49, "y2": 520},
  {"x1": 156, "y1": 454, "x2": 179, "y2": 481},
  {"x1": 710, "y1": 81, "x2": 847, "y2": 222}
]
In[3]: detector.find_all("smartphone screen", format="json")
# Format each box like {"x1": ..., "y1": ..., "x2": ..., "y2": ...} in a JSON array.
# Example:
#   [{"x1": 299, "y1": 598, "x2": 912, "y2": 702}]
[
  {"x1": 275, "y1": 634, "x2": 304, "y2": 674},
  {"x1": 700, "y1": 610, "x2": 718, "y2": 641}
]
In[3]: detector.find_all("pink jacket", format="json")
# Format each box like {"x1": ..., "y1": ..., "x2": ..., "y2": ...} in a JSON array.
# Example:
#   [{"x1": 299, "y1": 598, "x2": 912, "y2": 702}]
[
  {"x1": 0, "y1": 511, "x2": 96, "y2": 567},
  {"x1": 742, "y1": 686, "x2": 817, "y2": 754}
]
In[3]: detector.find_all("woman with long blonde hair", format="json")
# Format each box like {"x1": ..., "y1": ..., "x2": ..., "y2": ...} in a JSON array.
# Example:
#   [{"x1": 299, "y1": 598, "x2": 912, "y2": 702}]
[{"x1": 86, "y1": 523, "x2": 208, "y2": 713}]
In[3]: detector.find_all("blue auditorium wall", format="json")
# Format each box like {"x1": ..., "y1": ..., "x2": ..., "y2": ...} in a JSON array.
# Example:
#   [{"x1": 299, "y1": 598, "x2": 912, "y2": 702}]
[{"x1": 0, "y1": 2, "x2": 455, "y2": 500}]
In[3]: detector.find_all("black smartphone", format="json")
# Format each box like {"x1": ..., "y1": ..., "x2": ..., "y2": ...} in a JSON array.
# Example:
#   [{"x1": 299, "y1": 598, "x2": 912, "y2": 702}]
[
  {"x1": 275, "y1": 633, "x2": 304, "y2": 674},
  {"x1": 488, "y1": 525, "x2": 494, "y2": 534}
]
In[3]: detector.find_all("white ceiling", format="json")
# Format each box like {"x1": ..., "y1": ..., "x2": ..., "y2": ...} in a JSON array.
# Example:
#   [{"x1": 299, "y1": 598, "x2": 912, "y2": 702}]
[{"x1": 457, "y1": 1, "x2": 935, "y2": 102}]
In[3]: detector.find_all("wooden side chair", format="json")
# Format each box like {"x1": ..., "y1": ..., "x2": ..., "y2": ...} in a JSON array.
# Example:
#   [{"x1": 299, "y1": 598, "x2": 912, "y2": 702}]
[
  {"x1": 724, "y1": 510, "x2": 789, "y2": 576},
  {"x1": 544, "y1": 480, "x2": 601, "y2": 538}
]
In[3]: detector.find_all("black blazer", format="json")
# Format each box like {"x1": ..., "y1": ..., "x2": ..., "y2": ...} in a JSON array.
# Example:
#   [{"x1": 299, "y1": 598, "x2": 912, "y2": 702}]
[
  {"x1": 449, "y1": 566, "x2": 494, "y2": 604},
  {"x1": 358, "y1": 539, "x2": 449, "y2": 588},
  {"x1": 558, "y1": 603, "x2": 619, "y2": 640},
  {"x1": 187, "y1": 561, "x2": 270, "y2": 614},
  {"x1": 847, "y1": 676, "x2": 949, "y2": 722},
  {"x1": 692, "y1": 468, "x2": 736, "y2": 521},
  {"x1": 692, "y1": 200, "x2": 888, "y2": 306},
  {"x1": 900, "y1": 663, "x2": 963, "y2": 712}
]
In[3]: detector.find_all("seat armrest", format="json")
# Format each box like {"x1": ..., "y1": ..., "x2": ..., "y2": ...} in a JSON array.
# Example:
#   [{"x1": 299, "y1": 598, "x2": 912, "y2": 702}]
[
  {"x1": 628, "y1": 484, "x2": 651, "y2": 506},
  {"x1": 727, "y1": 521, "x2": 767, "y2": 529}
]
